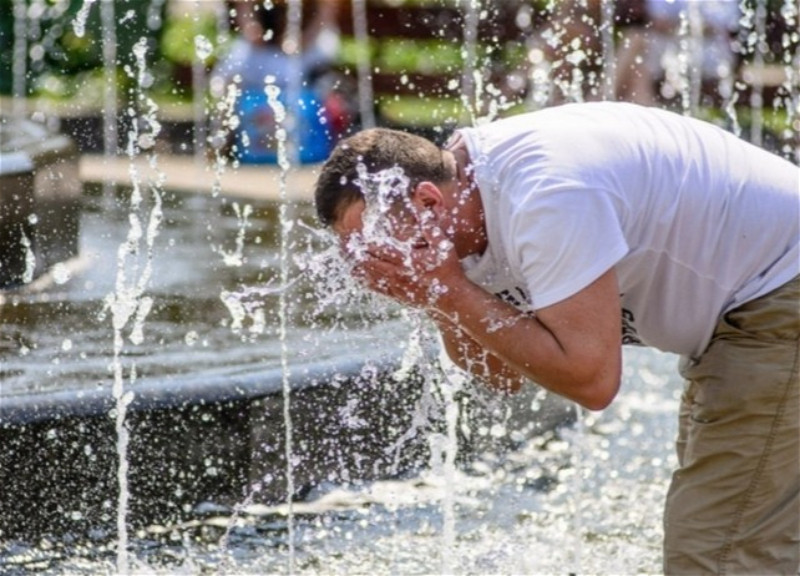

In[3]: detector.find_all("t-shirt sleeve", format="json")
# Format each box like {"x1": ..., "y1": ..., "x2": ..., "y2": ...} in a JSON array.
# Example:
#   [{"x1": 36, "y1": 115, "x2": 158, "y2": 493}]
[{"x1": 511, "y1": 187, "x2": 629, "y2": 310}]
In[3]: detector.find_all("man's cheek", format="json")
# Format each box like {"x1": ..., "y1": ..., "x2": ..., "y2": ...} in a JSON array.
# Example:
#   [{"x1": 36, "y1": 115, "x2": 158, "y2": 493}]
[{"x1": 342, "y1": 234, "x2": 369, "y2": 262}]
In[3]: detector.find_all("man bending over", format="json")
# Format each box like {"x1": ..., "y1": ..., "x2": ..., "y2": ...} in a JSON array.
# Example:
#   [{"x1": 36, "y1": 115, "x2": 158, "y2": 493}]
[{"x1": 313, "y1": 102, "x2": 800, "y2": 575}]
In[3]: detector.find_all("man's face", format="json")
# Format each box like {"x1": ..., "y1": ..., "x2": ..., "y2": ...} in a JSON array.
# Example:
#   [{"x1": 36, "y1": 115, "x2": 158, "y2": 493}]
[
  {"x1": 332, "y1": 199, "x2": 425, "y2": 264},
  {"x1": 332, "y1": 200, "x2": 368, "y2": 255}
]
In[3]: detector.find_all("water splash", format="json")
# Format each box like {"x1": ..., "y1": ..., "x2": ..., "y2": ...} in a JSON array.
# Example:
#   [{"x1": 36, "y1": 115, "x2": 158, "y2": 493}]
[
  {"x1": 208, "y1": 82, "x2": 240, "y2": 197},
  {"x1": 568, "y1": 405, "x2": 586, "y2": 574},
  {"x1": 599, "y1": 0, "x2": 616, "y2": 100},
  {"x1": 100, "y1": 0, "x2": 118, "y2": 197},
  {"x1": 738, "y1": 0, "x2": 767, "y2": 145},
  {"x1": 352, "y1": 0, "x2": 376, "y2": 129},
  {"x1": 527, "y1": 46, "x2": 552, "y2": 109},
  {"x1": 385, "y1": 313, "x2": 447, "y2": 473},
  {"x1": 724, "y1": 91, "x2": 743, "y2": 137},
  {"x1": 687, "y1": 2, "x2": 704, "y2": 116},
  {"x1": 438, "y1": 350, "x2": 464, "y2": 574},
  {"x1": 780, "y1": 0, "x2": 800, "y2": 161},
  {"x1": 345, "y1": 164, "x2": 418, "y2": 268},
  {"x1": 676, "y1": 10, "x2": 693, "y2": 115},
  {"x1": 460, "y1": 0, "x2": 480, "y2": 120},
  {"x1": 72, "y1": 0, "x2": 97, "y2": 38},
  {"x1": 214, "y1": 202, "x2": 253, "y2": 267},
  {"x1": 20, "y1": 229, "x2": 35, "y2": 284},
  {"x1": 219, "y1": 282, "x2": 296, "y2": 338},
  {"x1": 749, "y1": 0, "x2": 768, "y2": 147},
  {"x1": 192, "y1": 0, "x2": 209, "y2": 174},
  {"x1": 12, "y1": 0, "x2": 27, "y2": 118},
  {"x1": 293, "y1": 225, "x2": 395, "y2": 323},
  {"x1": 265, "y1": 71, "x2": 297, "y2": 573},
  {"x1": 104, "y1": 36, "x2": 165, "y2": 576},
  {"x1": 195, "y1": 34, "x2": 214, "y2": 61}
]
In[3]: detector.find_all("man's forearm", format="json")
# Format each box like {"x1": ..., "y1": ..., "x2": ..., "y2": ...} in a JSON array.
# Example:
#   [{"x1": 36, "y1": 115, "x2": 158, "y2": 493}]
[{"x1": 429, "y1": 273, "x2": 621, "y2": 410}]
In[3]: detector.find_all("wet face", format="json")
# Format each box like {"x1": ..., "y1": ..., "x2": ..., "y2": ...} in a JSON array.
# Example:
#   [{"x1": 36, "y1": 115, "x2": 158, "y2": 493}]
[
  {"x1": 332, "y1": 199, "x2": 426, "y2": 263},
  {"x1": 332, "y1": 200, "x2": 368, "y2": 257}
]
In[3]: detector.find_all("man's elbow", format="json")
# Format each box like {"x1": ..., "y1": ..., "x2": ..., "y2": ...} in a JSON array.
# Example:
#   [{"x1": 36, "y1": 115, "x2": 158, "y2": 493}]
[
  {"x1": 577, "y1": 385, "x2": 617, "y2": 411},
  {"x1": 571, "y1": 365, "x2": 621, "y2": 411},
  {"x1": 570, "y1": 355, "x2": 622, "y2": 411}
]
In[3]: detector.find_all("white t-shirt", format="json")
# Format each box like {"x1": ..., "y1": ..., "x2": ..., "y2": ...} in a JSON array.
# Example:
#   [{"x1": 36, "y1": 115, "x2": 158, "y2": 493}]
[{"x1": 457, "y1": 102, "x2": 800, "y2": 357}]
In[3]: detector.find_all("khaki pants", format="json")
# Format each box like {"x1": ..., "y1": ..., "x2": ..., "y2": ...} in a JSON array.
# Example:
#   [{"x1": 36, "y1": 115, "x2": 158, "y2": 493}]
[{"x1": 664, "y1": 276, "x2": 800, "y2": 575}]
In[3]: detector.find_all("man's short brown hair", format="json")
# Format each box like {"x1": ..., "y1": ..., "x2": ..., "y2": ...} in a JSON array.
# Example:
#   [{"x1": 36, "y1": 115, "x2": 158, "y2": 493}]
[{"x1": 314, "y1": 128, "x2": 451, "y2": 227}]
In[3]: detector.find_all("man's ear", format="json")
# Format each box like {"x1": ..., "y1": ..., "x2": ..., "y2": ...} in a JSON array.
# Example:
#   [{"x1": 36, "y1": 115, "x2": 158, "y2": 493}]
[{"x1": 411, "y1": 182, "x2": 445, "y2": 215}]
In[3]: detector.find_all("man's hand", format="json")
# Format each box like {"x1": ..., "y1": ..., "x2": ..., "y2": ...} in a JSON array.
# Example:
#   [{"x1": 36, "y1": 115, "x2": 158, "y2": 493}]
[{"x1": 349, "y1": 211, "x2": 464, "y2": 309}]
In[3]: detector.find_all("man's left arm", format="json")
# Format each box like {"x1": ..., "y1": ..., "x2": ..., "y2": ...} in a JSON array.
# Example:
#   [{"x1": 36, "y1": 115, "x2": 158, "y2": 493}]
[
  {"x1": 354, "y1": 223, "x2": 623, "y2": 410},
  {"x1": 430, "y1": 268, "x2": 622, "y2": 410}
]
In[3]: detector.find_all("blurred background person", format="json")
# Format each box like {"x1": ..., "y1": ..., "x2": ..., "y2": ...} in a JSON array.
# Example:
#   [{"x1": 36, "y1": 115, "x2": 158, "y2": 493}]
[
  {"x1": 211, "y1": 0, "x2": 351, "y2": 164},
  {"x1": 615, "y1": 0, "x2": 740, "y2": 106},
  {"x1": 613, "y1": 0, "x2": 656, "y2": 105},
  {"x1": 213, "y1": 0, "x2": 340, "y2": 92}
]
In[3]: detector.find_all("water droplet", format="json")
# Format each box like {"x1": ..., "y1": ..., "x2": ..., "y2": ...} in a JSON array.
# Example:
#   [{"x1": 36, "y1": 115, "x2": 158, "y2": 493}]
[
  {"x1": 120, "y1": 9, "x2": 135, "y2": 24},
  {"x1": 52, "y1": 263, "x2": 71, "y2": 285},
  {"x1": 137, "y1": 133, "x2": 156, "y2": 150},
  {"x1": 195, "y1": 35, "x2": 213, "y2": 61},
  {"x1": 121, "y1": 391, "x2": 135, "y2": 407},
  {"x1": 72, "y1": 0, "x2": 97, "y2": 38}
]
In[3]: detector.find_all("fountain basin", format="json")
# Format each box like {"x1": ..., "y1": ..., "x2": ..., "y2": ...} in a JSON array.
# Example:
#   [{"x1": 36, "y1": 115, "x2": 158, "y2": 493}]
[
  {"x1": 0, "y1": 183, "x2": 574, "y2": 543},
  {"x1": 0, "y1": 118, "x2": 81, "y2": 288},
  {"x1": 0, "y1": 348, "x2": 573, "y2": 541}
]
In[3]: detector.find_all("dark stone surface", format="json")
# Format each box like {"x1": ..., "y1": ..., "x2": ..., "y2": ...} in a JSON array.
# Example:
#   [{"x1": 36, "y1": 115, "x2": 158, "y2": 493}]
[
  {"x1": 0, "y1": 362, "x2": 573, "y2": 541},
  {"x1": 0, "y1": 367, "x2": 427, "y2": 540},
  {"x1": 0, "y1": 170, "x2": 36, "y2": 287},
  {"x1": 0, "y1": 119, "x2": 82, "y2": 288}
]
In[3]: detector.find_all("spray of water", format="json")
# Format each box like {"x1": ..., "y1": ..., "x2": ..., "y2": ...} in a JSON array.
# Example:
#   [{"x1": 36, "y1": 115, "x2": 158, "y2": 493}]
[
  {"x1": 19, "y1": 230, "x2": 35, "y2": 284},
  {"x1": 750, "y1": 0, "x2": 768, "y2": 147},
  {"x1": 214, "y1": 202, "x2": 253, "y2": 267},
  {"x1": 100, "y1": 0, "x2": 118, "y2": 196},
  {"x1": 72, "y1": 0, "x2": 96, "y2": 38},
  {"x1": 599, "y1": 0, "x2": 616, "y2": 100},
  {"x1": 344, "y1": 164, "x2": 417, "y2": 265},
  {"x1": 438, "y1": 357, "x2": 464, "y2": 574},
  {"x1": 460, "y1": 0, "x2": 480, "y2": 121},
  {"x1": 676, "y1": 10, "x2": 693, "y2": 115},
  {"x1": 687, "y1": 2, "x2": 704, "y2": 117},
  {"x1": 568, "y1": 405, "x2": 585, "y2": 574},
  {"x1": 192, "y1": 0, "x2": 210, "y2": 175},
  {"x1": 738, "y1": 0, "x2": 767, "y2": 145},
  {"x1": 102, "y1": 36, "x2": 164, "y2": 576},
  {"x1": 344, "y1": 162, "x2": 481, "y2": 571},
  {"x1": 12, "y1": 0, "x2": 27, "y2": 118},
  {"x1": 352, "y1": 0, "x2": 376, "y2": 130},
  {"x1": 10, "y1": 0, "x2": 797, "y2": 573},
  {"x1": 264, "y1": 72, "x2": 297, "y2": 573},
  {"x1": 779, "y1": 0, "x2": 799, "y2": 161},
  {"x1": 208, "y1": 82, "x2": 241, "y2": 197}
]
